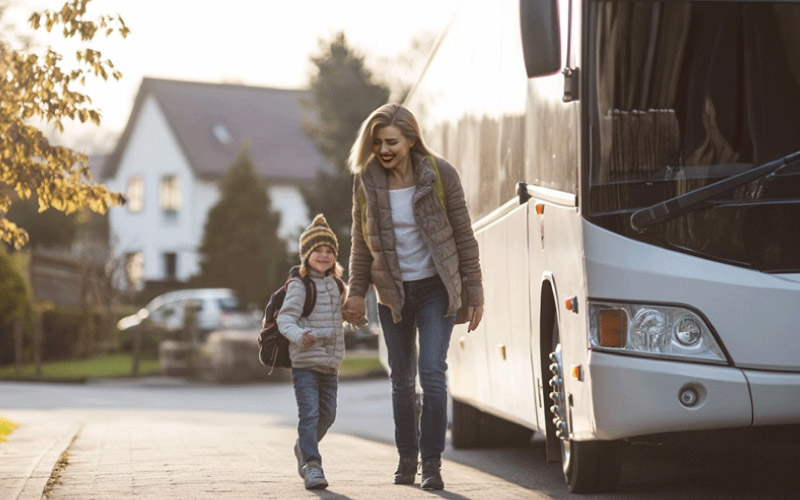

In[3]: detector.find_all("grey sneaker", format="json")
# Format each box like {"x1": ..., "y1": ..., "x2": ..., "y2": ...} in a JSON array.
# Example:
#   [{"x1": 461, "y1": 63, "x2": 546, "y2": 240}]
[
  {"x1": 303, "y1": 460, "x2": 328, "y2": 490},
  {"x1": 421, "y1": 459, "x2": 443, "y2": 490},
  {"x1": 393, "y1": 456, "x2": 419, "y2": 484},
  {"x1": 293, "y1": 441, "x2": 304, "y2": 479}
]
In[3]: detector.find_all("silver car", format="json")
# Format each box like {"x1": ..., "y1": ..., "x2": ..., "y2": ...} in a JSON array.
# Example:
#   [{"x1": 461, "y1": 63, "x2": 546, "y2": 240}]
[{"x1": 117, "y1": 288, "x2": 259, "y2": 336}]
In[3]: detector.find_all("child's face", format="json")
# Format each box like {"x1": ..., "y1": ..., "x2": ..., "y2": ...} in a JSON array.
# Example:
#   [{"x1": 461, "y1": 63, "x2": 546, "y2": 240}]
[{"x1": 308, "y1": 245, "x2": 336, "y2": 274}]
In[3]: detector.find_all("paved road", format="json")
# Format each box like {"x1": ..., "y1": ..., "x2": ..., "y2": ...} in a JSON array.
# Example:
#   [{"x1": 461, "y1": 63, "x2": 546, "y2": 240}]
[
  {"x1": 2, "y1": 378, "x2": 800, "y2": 498},
  {"x1": 0, "y1": 377, "x2": 393, "y2": 444}
]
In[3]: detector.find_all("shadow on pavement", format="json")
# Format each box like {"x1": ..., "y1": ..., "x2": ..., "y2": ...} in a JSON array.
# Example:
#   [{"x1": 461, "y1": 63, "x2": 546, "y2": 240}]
[{"x1": 440, "y1": 427, "x2": 800, "y2": 500}]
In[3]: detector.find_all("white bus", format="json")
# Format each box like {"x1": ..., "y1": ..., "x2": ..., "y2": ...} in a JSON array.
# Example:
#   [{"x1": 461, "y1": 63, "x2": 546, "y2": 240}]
[{"x1": 404, "y1": 0, "x2": 800, "y2": 492}]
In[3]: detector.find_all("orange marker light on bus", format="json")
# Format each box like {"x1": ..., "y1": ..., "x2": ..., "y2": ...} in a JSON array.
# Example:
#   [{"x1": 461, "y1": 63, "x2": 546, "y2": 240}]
[
  {"x1": 570, "y1": 364, "x2": 582, "y2": 380},
  {"x1": 565, "y1": 296, "x2": 578, "y2": 313},
  {"x1": 535, "y1": 203, "x2": 545, "y2": 215},
  {"x1": 598, "y1": 309, "x2": 627, "y2": 348}
]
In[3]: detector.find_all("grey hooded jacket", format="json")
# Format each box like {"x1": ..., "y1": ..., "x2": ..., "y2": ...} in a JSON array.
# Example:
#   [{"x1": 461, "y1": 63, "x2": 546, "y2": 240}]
[
  {"x1": 276, "y1": 270, "x2": 344, "y2": 374},
  {"x1": 349, "y1": 152, "x2": 483, "y2": 323}
]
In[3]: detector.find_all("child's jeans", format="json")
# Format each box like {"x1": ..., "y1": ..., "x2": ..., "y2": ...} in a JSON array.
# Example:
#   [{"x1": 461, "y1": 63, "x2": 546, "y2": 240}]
[{"x1": 292, "y1": 367, "x2": 338, "y2": 464}]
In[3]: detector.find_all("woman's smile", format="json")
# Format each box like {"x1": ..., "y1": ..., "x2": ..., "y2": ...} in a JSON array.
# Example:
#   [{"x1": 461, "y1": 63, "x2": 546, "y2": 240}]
[{"x1": 373, "y1": 125, "x2": 413, "y2": 171}]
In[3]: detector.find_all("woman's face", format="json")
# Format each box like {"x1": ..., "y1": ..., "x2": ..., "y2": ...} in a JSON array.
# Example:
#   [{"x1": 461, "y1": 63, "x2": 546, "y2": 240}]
[
  {"x1": 373, "y1": 125, "x2": 414, "y2": 171},
  {"x1": 308, "y1": 245, "x2": 336, "y2": 274}
]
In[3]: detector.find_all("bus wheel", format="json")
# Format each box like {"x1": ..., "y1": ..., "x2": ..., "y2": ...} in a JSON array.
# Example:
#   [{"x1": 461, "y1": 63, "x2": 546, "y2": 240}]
[
  {"x1": 451, "y1": 398, "x2": 482, "y2": 448},
  {"x1": 548, "y1": 340, "x2": 621, "y2": 492}
]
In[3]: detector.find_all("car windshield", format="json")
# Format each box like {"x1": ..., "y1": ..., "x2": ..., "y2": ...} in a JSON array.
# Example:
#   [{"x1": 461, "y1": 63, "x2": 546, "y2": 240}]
[
  {"x1": 588, "y1": 0, "x2": 800, "y2": 272},
  {"x1": 218, "y1": 297, "x2": 245, "y2": 312}
]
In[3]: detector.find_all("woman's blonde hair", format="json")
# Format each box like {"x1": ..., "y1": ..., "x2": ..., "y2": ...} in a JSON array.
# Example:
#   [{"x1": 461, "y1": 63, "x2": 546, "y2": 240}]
[{"x1": 347, "y1": 103, "x2": 434, "y2": 174}]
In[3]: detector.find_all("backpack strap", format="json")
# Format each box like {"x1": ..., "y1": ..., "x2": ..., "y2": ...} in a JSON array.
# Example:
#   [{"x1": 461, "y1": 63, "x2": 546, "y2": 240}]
[
  {"x1": 427, "y1": 155, "x2": 447, "y2": 212},
  {"x1": 358, "y1": 155, "x2": 446, "y2": 245},
  {"x1": 300, "y1": 275, "x2": 316, "y2": 317}
]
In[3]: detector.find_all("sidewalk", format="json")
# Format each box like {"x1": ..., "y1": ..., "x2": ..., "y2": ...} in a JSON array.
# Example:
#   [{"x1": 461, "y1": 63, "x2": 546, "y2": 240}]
[{"x1": 0, "y1": 408, "x2": 544, "y2": 500}]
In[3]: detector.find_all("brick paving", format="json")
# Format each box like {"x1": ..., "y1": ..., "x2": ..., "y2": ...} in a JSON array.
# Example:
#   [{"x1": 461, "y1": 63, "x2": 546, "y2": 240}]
[{"x1": 0, "y1": 409, "x2": 542, "y2": 499}]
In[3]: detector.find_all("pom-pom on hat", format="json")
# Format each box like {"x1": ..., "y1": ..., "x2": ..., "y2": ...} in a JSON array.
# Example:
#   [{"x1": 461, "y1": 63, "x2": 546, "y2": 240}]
[{"x1": 299, "y1": 214, "x2": 338, "y2": 262}]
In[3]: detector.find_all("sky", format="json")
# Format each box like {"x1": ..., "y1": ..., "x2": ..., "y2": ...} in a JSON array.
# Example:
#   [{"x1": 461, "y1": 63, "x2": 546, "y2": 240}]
[{"x1": 6, "y1": 0, "x2": 463, "y2": 154}]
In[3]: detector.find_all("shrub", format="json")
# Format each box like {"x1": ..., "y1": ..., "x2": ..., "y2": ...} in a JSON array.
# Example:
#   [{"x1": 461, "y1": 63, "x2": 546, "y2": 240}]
[
  {"x1": 38, "y1": 304, "x2": 139, "y2": 362},
  {"x1": 0, "y1": 250, "x2": 32, "y2": 365}
]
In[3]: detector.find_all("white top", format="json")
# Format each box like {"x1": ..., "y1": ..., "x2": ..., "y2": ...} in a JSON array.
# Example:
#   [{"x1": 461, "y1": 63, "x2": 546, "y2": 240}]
[{"x1": 389, "y1": 186, "x2": 437, "y2": 281}]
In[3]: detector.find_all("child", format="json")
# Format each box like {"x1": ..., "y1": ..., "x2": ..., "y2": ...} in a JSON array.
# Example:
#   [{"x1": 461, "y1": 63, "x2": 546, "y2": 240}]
[{"x1": 277, "y1": 214, "x2": 345, "y2": 490}]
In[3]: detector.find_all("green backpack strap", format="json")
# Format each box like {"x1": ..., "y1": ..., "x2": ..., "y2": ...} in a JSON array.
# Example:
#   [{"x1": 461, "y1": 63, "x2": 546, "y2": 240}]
[
  {"x1": 427, "y1": 155, "x2": 447, "y2": 213},
  {"x1": 358, "y1": 155, "x2": 446, "y2": 246}
]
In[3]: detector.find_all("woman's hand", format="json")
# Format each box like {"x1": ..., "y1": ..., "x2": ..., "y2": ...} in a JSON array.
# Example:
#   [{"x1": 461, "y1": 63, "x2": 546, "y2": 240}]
[
  {"x1": 343, "y1": 296, "x2": 366, "y2": 323},
  {"x1": 301, "y1": 332, "x2": 316, "y2": 348},
  {"x1": 467, "y1": 305, "x2": 484, "y2": 333}
]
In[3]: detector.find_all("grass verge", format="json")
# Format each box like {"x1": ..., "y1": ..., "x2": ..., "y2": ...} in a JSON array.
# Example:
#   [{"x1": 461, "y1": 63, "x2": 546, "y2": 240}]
[
  {"x1": 0, "y1": 354, "x2": 160, "y2": 380},
  {"x1": 0, "y1": 417, "x2": 17, "y2": 442},
  {"x1": 338, "y1": 356, "x2": 385, "y2": 379}
]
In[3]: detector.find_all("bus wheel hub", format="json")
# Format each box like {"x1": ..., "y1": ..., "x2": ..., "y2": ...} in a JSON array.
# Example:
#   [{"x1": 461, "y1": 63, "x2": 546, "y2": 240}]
[{"x1": 548, "y1": 350, "x2": 568, "y2": 439}]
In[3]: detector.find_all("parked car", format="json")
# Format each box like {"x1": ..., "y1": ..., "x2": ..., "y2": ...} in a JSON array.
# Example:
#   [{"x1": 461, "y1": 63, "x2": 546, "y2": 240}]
[
  {"x1": 117, "y1": 288, "x2": 259, "y2": 338},
  {"x1": 343, "y1": 321, "x2": 379, "y2": 349}
]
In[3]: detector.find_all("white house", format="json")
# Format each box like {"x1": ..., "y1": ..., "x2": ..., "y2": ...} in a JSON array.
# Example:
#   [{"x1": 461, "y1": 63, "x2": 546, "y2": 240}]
[{"x1": 102, "y1": 77, "x2": 329, "y2": 287}]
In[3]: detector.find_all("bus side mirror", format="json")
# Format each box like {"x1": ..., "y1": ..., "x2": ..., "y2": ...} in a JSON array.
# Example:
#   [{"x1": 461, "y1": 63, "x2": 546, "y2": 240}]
[{"x1": 519, "y1": 0, "x2": 561, "y2": 77}]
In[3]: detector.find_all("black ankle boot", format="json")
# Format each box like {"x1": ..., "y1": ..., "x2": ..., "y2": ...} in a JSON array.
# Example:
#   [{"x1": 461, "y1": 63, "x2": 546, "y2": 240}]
[
  {"x1": 421, "y1": 459, "x2": 444, "y2": 490},
  {"x1": 394, "y1": 457, "x2": 419, "y2": 484}
]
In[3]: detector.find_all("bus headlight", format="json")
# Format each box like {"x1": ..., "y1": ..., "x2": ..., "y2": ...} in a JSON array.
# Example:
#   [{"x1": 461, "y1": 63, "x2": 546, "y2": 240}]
[
  {"x1": 631, "y1": 309, "x2": 669, "y2": 350},
  {"x1": 589, "y1": 302, "x2": 726, "y2": 364},
  {"x1": 673, "y1": 317, "x2": 702, "y2": 346}
]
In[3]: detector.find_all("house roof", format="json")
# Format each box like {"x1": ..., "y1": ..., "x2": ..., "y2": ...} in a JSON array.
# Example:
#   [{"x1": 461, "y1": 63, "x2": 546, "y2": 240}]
[
  {"x1": 103, "y1": 77, "x2": 330, "y2": 183},
  {"x1": 88, "y1": 154, "x2": 109, "y2": 181}
]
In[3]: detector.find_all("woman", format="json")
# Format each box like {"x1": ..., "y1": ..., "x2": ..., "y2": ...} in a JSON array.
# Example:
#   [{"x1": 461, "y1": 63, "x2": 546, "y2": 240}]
[{"x1": 342, "y1": 103, "x2": 483, "y2": 491}]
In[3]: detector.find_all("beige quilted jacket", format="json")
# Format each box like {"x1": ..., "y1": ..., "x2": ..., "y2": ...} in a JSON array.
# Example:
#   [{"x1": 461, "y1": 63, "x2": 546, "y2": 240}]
[{"x1": 348, "y1": 152, "x2": 483, "y2": 323}]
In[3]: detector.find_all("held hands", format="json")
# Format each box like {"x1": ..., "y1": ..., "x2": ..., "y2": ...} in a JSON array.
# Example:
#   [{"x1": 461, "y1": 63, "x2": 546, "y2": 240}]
[
  {"x1": 301, "y1": 332, "x2": 316, "y2": 348},
  {"x1": 344, "y1": 294, "x2": 482, "y2": 332},
  {"x1": 342, "y1": 296, "x2": 366, "y2": 324},
  {"x1": 466, "y1": 305, "x2": 484, "y2": 333}
]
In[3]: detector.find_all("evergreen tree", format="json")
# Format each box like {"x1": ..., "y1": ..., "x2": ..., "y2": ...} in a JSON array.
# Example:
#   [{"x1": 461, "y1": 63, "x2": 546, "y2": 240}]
[
  {"x1": 196, "y1": 149, "x2": 288, "y2": 308},
  {"x1": 5, "y1": 196, "x2": 79, "y2": 249},
  {"x1": 303, "y1": 33, "x2": 390, "y2": 272}
]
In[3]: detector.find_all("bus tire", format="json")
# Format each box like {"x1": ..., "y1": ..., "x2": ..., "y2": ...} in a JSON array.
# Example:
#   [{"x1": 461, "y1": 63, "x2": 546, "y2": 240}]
[
  {"x1": 563, "y1": 439, "x2": 622, "y2": 493},
  {"x1": 548, "y1": 318, "x2": 621, "y2": 492},
  {"x1": 451, "y1": 398, "x2": 482, "y2": 448}
]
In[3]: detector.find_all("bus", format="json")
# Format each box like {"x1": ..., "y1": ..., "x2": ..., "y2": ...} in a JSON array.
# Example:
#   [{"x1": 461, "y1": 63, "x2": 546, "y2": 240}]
[{"x1": 404, "y1": 0, "x2": 800, "y2": 492}]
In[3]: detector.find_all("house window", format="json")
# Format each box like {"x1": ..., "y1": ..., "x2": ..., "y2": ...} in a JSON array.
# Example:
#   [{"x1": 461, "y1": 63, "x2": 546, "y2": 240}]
[
  {"x1": 159, "y1": 175, "x2": 181, "y2": 211},
  {"x1": 127, "y1": 176, "x2": 144, "y2": 212},
  {"x1": 212, "y1": 123, "x2": 232, "y2": 145},
  {"x1": 163, "y1": 252, "x2": 177, "y2": 281},
  {"x1": 125, "y1": 252, "x2": 144, "y2": 287}
]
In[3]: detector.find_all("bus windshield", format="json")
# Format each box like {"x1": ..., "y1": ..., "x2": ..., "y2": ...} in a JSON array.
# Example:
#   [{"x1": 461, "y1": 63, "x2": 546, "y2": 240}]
[{"x1": 588, "y1": 0, "x2": 800, "y2": 272}]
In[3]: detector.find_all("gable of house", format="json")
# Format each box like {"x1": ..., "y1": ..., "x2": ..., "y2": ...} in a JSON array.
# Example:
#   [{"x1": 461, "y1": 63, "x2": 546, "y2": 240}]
[
  {"x1": 105, "y1": 78, "x2": 330, "y2": 183},
  {"x1": 104, "y1": 78, "x2": 331, "y2": 287}
]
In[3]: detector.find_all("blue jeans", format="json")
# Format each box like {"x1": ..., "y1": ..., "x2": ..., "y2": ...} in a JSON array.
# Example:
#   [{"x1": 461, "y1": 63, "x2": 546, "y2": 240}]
[
  {"x1": 379, "y1": 275, "x2": 455, "y2": 461},
  {"x1": 292, "y1": 368, "x2": 338, "y2": 465}
]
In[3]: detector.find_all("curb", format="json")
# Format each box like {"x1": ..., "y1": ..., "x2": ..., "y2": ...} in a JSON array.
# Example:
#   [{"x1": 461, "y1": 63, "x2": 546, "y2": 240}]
[{"x1": 4, "y1": 420, "x2": 81, "y2": 500}]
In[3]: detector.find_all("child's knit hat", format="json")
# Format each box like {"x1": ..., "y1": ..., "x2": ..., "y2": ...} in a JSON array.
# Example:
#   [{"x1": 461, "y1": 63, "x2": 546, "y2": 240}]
[{"x1": 299, "y1": 214, "x2": 338, "y2": 262}]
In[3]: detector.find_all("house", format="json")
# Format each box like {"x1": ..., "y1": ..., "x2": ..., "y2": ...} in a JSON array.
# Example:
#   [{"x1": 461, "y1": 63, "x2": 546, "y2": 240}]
[{"x1": 102, "y1": 77, "x2": 329, "y2": 288}]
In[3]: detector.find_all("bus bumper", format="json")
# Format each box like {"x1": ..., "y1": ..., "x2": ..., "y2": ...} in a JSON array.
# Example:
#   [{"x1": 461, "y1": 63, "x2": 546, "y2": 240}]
[
  {"x1": 587, "y1": 351, "x2": 753, "y2": 440},
  {"x1": 745, "y1": 370, "x2": 800, "y2": 426}
]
